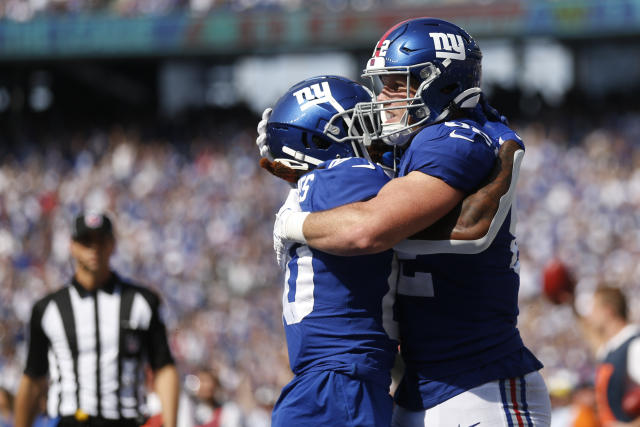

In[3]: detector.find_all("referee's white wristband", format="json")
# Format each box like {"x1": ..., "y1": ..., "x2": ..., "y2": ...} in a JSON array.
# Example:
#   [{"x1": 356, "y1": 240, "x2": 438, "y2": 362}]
[{"x1": 284, "y1": 212, "x2": 310, "y2": 243}]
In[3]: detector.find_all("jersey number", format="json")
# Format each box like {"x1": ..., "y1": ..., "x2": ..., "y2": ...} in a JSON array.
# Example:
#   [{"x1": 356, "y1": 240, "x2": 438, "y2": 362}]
[
  {"x1": 298, "y1": 174, "x2": 315, "y2": 202},
  {"x1": 445, "y1": 121, "x2": 492, "y2": 148},
  {"x1": 397, "y1": 271, "x2": 435, "y2": 297},
  {"x1": 395, "y1": 257, "x2": 435, "y2": 298},
  {"x1": 283, "y1": 246, "x2": 315, "y2": 324}
]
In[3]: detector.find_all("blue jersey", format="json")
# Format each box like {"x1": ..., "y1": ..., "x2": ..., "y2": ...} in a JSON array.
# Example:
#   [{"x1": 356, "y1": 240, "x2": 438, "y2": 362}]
[
  {"x1": 393, "y1": 120, "x2": 543, "y2": 410},
  {"x1": 283, "y1": 157, "x2": 398, "y2": 387}
]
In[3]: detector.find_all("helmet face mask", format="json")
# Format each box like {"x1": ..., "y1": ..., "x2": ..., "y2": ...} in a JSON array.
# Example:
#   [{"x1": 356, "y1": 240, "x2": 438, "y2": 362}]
[
  {"x1": 355, "y1": 17, "x2": 483, "y2": 146},
  {"x1": 361, "y1": 65, "x2": 440, "y2": 145}
]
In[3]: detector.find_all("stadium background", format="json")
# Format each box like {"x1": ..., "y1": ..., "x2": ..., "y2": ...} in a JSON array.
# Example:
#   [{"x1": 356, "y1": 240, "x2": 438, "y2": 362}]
[{"x1": 1, "y1": 0, "x2": 640, "y2": 424}]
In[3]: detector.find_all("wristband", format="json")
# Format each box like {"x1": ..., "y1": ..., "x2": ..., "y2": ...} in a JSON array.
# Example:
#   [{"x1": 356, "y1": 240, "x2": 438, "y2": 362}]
[{"x1": 284, "y1": 212, "x2": 310, "y2": 243}]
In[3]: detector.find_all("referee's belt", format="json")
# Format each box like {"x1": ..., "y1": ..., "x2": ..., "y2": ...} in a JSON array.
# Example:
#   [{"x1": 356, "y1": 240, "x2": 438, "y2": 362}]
[{"x1": 59, "y1": 412, "x2": 145, "y2": 427}]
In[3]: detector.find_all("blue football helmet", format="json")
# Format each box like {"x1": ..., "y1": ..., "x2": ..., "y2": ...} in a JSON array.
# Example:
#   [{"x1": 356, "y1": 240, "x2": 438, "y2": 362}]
[
  {"x1": 266, "y1": 75, "x2": 377, "y2": 172},
  {"x1": 356, "y1": 17, "x2": 483, "y2": 145}
]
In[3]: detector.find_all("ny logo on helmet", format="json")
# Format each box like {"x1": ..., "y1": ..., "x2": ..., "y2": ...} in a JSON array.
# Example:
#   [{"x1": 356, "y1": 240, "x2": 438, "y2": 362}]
[
  {"x1": 293, "y1": 82, "x2": 334, "y2": 111},
  {"x1": 429, "y1": 33, "x2": 466, "y2": 61}
]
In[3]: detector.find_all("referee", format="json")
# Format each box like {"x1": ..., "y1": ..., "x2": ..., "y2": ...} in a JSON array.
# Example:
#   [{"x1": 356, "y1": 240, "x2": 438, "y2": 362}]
[{"x1": 14, "y1": 212, "x2": 179, "y2": 427}]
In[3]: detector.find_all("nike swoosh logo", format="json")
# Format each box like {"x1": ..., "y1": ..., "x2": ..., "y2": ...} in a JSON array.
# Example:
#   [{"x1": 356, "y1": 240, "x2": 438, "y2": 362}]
[
  {"x1": 449, "y1": 130, "x2": 474, "y2": 142},
  {"x1": 352, "y1": 163, "x2": 376, "y2": 169}
]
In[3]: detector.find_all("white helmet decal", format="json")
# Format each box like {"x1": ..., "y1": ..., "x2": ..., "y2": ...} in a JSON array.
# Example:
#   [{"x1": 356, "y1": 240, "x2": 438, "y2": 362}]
[{"x1": 429, "y1": 33, "x2": 466, "y2": 61}]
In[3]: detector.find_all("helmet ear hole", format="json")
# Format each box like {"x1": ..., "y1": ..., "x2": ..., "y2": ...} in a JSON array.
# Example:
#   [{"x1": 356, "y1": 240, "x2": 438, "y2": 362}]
[
  {"x1": 312, "y1": 135, "x2": 332, "y2": 150},
  {"x1": 441, "y1": 83, "x2": 459, "y2": 95},
  {"x1": 301, "y1": 132, "x2": 310, "y2": 149}
]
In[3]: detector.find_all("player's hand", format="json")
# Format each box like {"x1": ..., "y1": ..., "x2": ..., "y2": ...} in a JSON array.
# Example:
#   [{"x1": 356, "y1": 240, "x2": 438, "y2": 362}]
[
  {"x1": 472, "y1": 95, "x2": 524, "y2": 150},
  {"x1": 256, "y1": 107, "x2": 274, "y2": 161},
  {"x1": 274, "y1": 188, "x2": 301, "y2": 270},
  {"x1": 478, "y1": 93, "x2": 509, "y2": 126}
]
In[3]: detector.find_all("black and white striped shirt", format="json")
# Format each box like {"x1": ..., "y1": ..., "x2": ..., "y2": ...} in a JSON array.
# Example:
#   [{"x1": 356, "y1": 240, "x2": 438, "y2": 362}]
[{"x1": 24, "y1": 273, "x2": 174, "y2": 420}]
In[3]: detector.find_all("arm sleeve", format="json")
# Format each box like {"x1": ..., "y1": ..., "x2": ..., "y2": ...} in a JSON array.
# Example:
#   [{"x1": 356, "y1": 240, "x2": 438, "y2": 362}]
[
  {"x1": 24, "y1": 301, "x2": 50, "y2": 378},
  {"x1": 146, "y1": 296, "x2": 175, "y2": 371},
  {"x1": 628, "y1": 337, "x2": 640, "y2": 384}
]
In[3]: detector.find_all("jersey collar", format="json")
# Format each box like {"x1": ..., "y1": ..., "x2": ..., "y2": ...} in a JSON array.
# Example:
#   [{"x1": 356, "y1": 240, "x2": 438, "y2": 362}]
[
  {"x1": 598, "y1": 323, "x2": 640, "y2": 359},
  {"x1": 71, "y1": 272, "x2": 119, "y2": 297}
]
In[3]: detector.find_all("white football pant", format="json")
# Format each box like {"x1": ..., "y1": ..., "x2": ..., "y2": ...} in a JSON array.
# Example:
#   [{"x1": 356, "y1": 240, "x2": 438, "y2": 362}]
[{"x1": 392, "y1": 371, "x2": 551, "y2": 427}]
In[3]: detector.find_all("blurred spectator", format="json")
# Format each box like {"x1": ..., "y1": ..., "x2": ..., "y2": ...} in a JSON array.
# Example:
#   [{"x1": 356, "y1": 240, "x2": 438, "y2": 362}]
[
  {"x1": 145, "y1": 366, "x2": 197, "y2": 427},
  {"x1": 577, "y1": 287, "x2": 640, "y2": 425},
  {"x1": 549, "y1": 369, "x2": 577, "y2": 427},
  {"x1": 549, "y1": 371, "x2": 600, "y2": 427},
  {"x1": 188, "y1": 369, "x2": 243, "y2": 427},
  {"x1": 571, "y1": 383, "x2": 600, "y2": 427}
]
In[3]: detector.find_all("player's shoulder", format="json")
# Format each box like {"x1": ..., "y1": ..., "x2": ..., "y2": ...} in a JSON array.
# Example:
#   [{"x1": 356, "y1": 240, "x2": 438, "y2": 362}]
[
  {"x1": 416, "y1": 119, "x2": 486, "y2": 142},
  {"x1": 315, "y1": 157, "x2": 388, "y2": 178},
  {"x1": 413, "y1": 121, "x2": 455, "y2": 142},
  {"x1": 301, "y1": 157, "x2": 390, "y2": 210},
  {"x1": 408, "y1": 119, "x2": 495, "y2": 157},
  {"x1": 319, "y1": 156, "x2": 376, "y2": 169}
]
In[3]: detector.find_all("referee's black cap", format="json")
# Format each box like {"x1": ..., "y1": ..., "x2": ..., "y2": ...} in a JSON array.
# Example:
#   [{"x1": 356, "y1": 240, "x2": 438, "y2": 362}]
[{"x1": 72, "y1": 212, "x2": 114, "y2": 241}]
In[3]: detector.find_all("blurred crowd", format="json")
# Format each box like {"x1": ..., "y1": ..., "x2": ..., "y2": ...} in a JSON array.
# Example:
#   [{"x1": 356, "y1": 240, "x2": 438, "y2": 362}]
[
  {"x1": 0, "y1": 0, "x2": 509, "y2": 20},
  {"x1": 516, "y1": 111, "x2": 640, "y2": 373},
  {"x1": 0, "y1": 108, "x2": 639, "y2": 425},
  {"x1": 0, "y1": 111, "x2": 291, "y2": 425}
]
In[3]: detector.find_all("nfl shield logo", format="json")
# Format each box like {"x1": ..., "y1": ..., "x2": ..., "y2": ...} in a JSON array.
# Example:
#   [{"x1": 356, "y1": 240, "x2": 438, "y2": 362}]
[
  {"x1": 124, "y1": 332, "x2": 141, "y2": 354},
  {"x1": 85, "y1": 213, "x2": 103, "y2": 229}
]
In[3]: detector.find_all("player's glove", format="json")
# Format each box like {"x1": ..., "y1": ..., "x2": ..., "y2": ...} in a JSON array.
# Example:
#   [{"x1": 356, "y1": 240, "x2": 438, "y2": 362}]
[
  {"x1": 472, "y1": 94, "x2": 524, "y2": 151},
  {"x1": 256, "y1": 107, "x2": 274, "y2": 161},
  {"x1": 273, "y1": 188, "x2": 309, "y2": 271},
  {"x1": 479, "y1": 93, "x2": 509, "y2": 125},
  {"x1": 259, "y1": 158, "x2": 301, "y2": 184}
]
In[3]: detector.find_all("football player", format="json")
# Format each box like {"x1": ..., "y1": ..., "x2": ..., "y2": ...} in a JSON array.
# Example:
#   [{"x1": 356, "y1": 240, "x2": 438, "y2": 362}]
[
  {"x1": 259, "y1": 75, "x2": 399, "y2": 427},
  {"x1": 271, "y1": 18, "x2": 552, "y2": 427}
]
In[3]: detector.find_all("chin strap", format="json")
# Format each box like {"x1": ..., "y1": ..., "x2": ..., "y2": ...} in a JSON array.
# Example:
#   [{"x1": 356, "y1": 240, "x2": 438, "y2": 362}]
[
  {"x1": 432, "y1": 87, "x2": 483, "y2": 124},
  {"x1": 453, "y1": 87, "x2": 482, "y2": 109}
]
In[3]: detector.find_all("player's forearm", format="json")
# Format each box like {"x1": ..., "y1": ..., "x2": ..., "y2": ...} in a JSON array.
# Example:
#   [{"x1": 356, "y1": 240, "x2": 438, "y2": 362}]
[
  {"x1": 449, "y1": 139, "x2": 518, "y2": 240},
  {"x1": 410, "y1": 139, "x2": 519, "y2": 242},
  {"x1": 303, "y1": 203, "x2": 396, "y2": 256},
  {"x1": 154, "y1": 364, "x2": 180, "y2": 427},
  {"x1": 14, "y1": 375, "x2": 46, "y2": 427},
  {"x1": 300, "y1": 172, "x2": 464, "y2": 255},
  {"x1": 448, "y1": 187, "x2": 498, "y2": 241}
]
